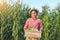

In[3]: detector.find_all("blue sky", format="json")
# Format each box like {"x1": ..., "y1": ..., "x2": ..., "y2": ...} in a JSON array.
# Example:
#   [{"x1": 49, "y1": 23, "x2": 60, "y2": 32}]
[
  {"x1": 5, "y1": 0, "x2": 60, "y2": 11},
  {"x1": 22, "y1": 0, "x2": 60, "y2": 11}
]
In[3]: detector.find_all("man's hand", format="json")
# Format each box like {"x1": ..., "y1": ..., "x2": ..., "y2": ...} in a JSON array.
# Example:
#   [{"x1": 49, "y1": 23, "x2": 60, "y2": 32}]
[{"x1": 40, "y1": 30, "x2": 42, "y2": 38}]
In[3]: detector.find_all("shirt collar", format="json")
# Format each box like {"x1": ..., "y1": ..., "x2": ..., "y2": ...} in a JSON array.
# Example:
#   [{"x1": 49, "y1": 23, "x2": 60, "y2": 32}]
[{"x1": 31, "y1": 17, "x2": 37, "y2": 20}]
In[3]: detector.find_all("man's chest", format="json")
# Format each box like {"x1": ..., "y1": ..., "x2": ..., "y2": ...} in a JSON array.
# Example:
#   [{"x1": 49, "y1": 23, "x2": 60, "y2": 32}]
[{"x1": 28, "y1": 20, "x2": 39, "y2": 26}]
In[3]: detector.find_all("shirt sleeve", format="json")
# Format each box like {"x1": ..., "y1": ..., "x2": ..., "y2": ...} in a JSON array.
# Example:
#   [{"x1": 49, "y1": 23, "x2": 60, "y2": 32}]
[
  {"x1": 24, "y1": 19, "x2": 29, "y2": 29},
  {"x1": 39, "y1": 19, "x2": 43, "y2": 31}
]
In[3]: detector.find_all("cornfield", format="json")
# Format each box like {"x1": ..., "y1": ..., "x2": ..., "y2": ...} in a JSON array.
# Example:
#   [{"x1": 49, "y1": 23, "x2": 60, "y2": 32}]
[{"x1": 0, "y1": 1, "x2": 60, "y2": 40}]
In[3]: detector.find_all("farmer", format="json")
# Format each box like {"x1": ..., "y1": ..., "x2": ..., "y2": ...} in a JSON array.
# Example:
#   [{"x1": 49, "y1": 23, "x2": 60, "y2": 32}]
[{"x1": 24, "y1": 8, "x2": 43, "y2": 40}]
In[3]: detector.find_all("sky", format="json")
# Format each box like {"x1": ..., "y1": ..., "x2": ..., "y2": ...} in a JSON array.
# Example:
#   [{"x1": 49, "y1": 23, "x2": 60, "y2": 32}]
[
  {"x1": 22, "y1": 0, "x2": 60, "y2": 11},
  {"x1": 4, "y1": 0, "x2": 60, "y2": 11}
]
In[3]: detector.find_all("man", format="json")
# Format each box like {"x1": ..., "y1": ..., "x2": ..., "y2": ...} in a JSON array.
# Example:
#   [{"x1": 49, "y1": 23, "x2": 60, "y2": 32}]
[{"x1": 24, "y1": 8, "x2": 43, "y2": 40}]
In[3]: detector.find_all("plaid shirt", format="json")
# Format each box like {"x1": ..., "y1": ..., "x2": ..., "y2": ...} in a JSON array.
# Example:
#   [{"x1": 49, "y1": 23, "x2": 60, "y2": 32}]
[{"x1": 24, "y1": 18, "x2": 43, "y2": 31}]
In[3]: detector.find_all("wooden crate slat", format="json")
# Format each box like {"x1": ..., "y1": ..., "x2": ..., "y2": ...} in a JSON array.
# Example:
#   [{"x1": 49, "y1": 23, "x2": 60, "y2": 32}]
[{"x1": 24, "y1": 30, "x2": 41, "y2": 38}]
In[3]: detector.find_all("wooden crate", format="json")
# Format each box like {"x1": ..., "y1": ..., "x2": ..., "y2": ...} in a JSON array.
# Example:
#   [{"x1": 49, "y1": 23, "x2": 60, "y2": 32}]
[{"x1": 24, "y1": 30, "x2": 41, "y2": 38}]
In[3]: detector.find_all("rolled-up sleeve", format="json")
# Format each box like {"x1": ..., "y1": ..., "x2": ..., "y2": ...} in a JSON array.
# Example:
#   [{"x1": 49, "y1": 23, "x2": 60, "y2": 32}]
[
  {"x1": 24, "y1": 19, "x2": 29, "y2": 29},
  {"x1": 39, "y1": 19, "x2": 43, "y2": 31}
]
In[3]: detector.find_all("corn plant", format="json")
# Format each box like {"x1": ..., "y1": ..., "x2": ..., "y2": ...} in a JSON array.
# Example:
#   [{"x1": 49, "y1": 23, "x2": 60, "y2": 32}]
[{"x1": 0, "y1": 0, "x2": 60, "y2": 40}]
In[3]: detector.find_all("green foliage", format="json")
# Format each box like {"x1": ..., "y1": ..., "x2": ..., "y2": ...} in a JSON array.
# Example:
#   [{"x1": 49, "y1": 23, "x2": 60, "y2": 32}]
[
  {"x1": 38, "y1": 5, "x2": 60, "y2": 40},
  {"x1": 0, "y1": 1, "x2": 60, "y2": 40}
]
